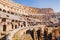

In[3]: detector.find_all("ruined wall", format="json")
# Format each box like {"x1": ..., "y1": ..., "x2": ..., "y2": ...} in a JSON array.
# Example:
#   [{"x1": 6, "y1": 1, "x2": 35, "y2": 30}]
[
  {"x1": 0, "y1": 0, "x2": 54, "y2": 15},
  {"x1": 0, "y1": 0, "x2": 59, "y2": 39}
]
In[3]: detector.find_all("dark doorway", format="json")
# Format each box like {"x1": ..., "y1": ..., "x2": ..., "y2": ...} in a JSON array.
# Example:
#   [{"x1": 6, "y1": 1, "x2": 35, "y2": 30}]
[
  {"x1": 18, "y1": 23, "x2": 20, "y2": 26},
  {"x1": 0, "y1": 8, "x2": 2, "y2": 11},
  {"x1": 29, "y1": 30, "x2": 34, "y2": 40},
  {"x1": 37, "y1": 30, "x2": 40, "y2": 40},
  {"x1": 3, "y1": 25, "x2": 6, "y2": 31},
  {"x1": 3, "y1": 9, "x2": 6, "y2": 12},
  {"x1": 21, "y1": 25, "x2": 23, "y2": 27},
  {"x1": 15, "y1": 25, "x2": 17, "y2": 29},
  {"x1": 23, "y1": 22, "x2": 26, "y2": 27},
  {"x1": 26, "y1": 30, "x2": 34, "y2": 40},
  {"x1": 2, "y1": 18, "x2": 6, "y2": 22},
  {"x1": 12, "y1": 25, "x2": 13, "y2": 29}
]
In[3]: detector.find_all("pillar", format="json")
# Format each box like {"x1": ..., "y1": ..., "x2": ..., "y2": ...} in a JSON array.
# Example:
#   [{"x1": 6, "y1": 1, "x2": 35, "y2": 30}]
[
  {"x1": 25, "y1": 21, "x2": 28, "y2": 27},
  {"x1": 37, "y1": 29, "x2": 40, "y2": 40},
  {"x1": 52, "y1": 30, "x2": 56, "y2": 40},
  {"x1": 33, "y1": 29, "x2": 38, "y2": 40},
  {"x1": 54, "y1": 28, "x2": 59, "y2": 40},
  {"x1": 39, "y1": 28, "x2": 44, "y2": 40},
  {"x1": 44, "y1": 27, "x2": 48, "y2": 40}
]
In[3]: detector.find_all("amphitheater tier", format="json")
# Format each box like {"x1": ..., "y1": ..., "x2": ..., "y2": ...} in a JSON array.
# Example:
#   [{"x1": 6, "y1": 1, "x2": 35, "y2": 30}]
[{"x1": 0, "y1": 0, "x2": 54, "y2": 15}]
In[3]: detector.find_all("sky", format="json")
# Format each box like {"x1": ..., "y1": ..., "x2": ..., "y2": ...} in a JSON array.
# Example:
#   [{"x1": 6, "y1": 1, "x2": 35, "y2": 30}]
[{"x1": 13, "y1": 0, "x2": 60, "y2": 12}]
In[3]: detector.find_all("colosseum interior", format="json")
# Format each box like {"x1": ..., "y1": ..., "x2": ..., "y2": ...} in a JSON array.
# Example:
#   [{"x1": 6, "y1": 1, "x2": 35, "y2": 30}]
[{"x1": 0, "y1": 0, "x2": 60, "y2": 40}]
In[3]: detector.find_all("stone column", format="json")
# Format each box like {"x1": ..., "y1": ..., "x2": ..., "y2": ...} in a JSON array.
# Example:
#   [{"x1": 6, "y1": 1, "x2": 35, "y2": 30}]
[
  {"x1": 52, "y1": 30, "x2": 56, "y2": 40},
  {"x1": 25, "y1": 21, "x2": 28, "y2": 27},
  {"x1": 25, "y1": 18, "x2": 28, "y2": 27},
  {"x1": 44, "y1": 27, "x2": 48, "y2": 40},
  {"x1": 39, "y1": 28, "x2": 44, "y2": 40},
  {"x1": 40, "y1": 33, "x2": 44, "y2": 40},
  {"x1": 39, "y1": 28, "x2": 41, "y2": 40},
  {"x1": 33, "y1": 28, "x2": 38, "y2": 40},
  {"x1": 55, "y1": 28, "x2": 59, "y2": 40}
]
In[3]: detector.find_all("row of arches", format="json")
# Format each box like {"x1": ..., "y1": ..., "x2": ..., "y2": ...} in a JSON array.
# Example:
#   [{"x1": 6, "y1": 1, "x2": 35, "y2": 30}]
[
  {"x1": 3, "y1": 24, "x2": 18, "y2": 31},
  {"x1": 0, "y1": 8, "x2": 18, "y2": 16},
  {"x1": 0, "y1": 8, "x2": 6, "y2": 12},
  {"x1": 2, "y1": 21, "x2": 26, "y2": 32},
  {"x1": 26, "y1": 27, "x2": 60, "y2": 40}
]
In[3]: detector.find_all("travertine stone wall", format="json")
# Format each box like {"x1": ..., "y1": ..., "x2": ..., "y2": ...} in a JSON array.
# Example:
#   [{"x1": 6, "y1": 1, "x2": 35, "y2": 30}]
[
  {"x1": 0, "y1": 0, "x2": 54, "y2": 15},
  {"x1": 0, "y1": 0, "x2": 60, "y2": 39}
]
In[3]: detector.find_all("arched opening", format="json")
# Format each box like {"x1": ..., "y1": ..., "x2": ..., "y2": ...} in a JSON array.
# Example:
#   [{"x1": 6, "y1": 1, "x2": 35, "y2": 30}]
[
  {"x1": 6, "y1": 15, "x2": 9, "y2": 17},
  {"x1": 3, "y1": 9, "x2": 6, "y2": 12},
  {"x1": 0, "y1": 8, "x2": 2, "y2": 11},
  {"x1": 26, "y1": 30, "x2": 34, "y2": 40},
  {"x1": 44, "y1": 28, "x2": 48, "y2": 40},
  {"x1": 26, "y1": 30, "x2": 30, "y2": 34},
  {"x1": 3, "y1": 25, "x2": 6, "y2": 31},
  {"x1": 7, "y1": 11, "x2": 10, "y2": 13},
  {"x1": 2, "y1": 18, "x2": 6, "y2": 22},
  {"x1": 11, "y1": 12, "x2": 14, "y2": 15},
  {"x1": 16, "y1": 20, "x2": 17, "y2": 22},
  {"x1": 7, "y1": 22, "x2": 9, "y2": 25},
  {"x1": 37, "y1": 30, "x2": 40, "y2": 40},
  {"x1": 12, "y1": 20, "x2": 14, "y2": 22},
  {"x1": 30, "y1": 30, "x2": 34, "y2": 40},
  {"x1": 18, "y1": 23, "x2": 20, "y2": 26},
  {"x1": 12, "y1": 25, "x2": 13, "y2": 29},
  {"x1": 15, "y1": 25, "x2": 17, "y2": 29},
  {"x1": 23, "y1": 22, "x2": 26, "y2": 27},
  {"x1": 21, "y1": 25, "x2": 23, "y2": 27}
]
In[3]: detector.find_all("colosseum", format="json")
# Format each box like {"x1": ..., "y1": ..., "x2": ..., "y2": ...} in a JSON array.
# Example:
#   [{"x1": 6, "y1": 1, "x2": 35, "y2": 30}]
[{"x1": 0, "y1": 0, "x2": 60, "y2": 40}]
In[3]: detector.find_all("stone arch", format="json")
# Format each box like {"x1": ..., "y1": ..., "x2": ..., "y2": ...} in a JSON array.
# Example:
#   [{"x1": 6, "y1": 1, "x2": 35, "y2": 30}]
[
  {"x1": 21, "y1": 25, "x2": 23, "y2": 27},
  {"x1": 6, "y1": 15, "x2": 9, "y2": 17},
  {"x1": 7, "y1": 11, "x2": 10, "y2": 13},
  {"x1": 20, "y1": 22, "x2": 25, "y2": 27},
  {"x1": 11, "y1": 23, "x2": 14, "y2": 30},
  {"x1": 12, "y1": 24, "x2": 14, "y2": 29},
  {"x1": 3, "y1": 24, "x2": 6, "y2": 31},
  {"x1": 26, "y1": 30, "x2": 34, "y2": 40},
  {"x1": 23, "y1": 22, "x2": 26, "y2": 27},
  {"x1": 12, "y1": 20, "x2": 14, "y2": 22},
  {"x1": 18, "y1": 23, "x2": 20, "y2": 26},
  {"x1": 44, "y1": 27, "x2": 48, "y2": 40},
  {"x1": 0, "y1": 8, "x2": 2, "y2": 11},
  {"x1": 26, "y1": 30, "x2": 30, "y2": 34},
  {"x1": 37, "y1": 29, "x2": 40, "y2": 40},
  {"x1": 15, "y1": 20, "x2": 18, "y2": 23},
  {"x1": 2, "y1": 18, "x2": 6, "y2": 22},
  {"x1": 15, "y1": 25, "x2": 17, "y2": 29},
  {"x1": 11, "y1": 12, "x2": 14, "y2": 15},
  {"x1": 3, "y1": 9, "x2": 6, "y2": 12}
]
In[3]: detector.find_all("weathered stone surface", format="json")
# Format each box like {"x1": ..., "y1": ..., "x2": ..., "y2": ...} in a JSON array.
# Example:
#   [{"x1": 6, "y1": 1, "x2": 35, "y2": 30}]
[{"x1": 0, "y1": 0, "x2": 60, "y2": 40}]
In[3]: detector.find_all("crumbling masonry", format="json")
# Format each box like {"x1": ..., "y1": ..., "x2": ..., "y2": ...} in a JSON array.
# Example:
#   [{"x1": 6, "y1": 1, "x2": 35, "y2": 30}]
[{"x1": 0, "y1": 0, "x2": 60, "y2": 40}]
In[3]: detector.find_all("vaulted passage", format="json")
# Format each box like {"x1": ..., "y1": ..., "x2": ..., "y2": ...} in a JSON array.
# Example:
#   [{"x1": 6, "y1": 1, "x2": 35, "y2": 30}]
[
  {"x1": 44, "y1": 29, "x2": 48, "y2": 40},
  {"x1": 21, "y1": 25, "x2": 23, "y2": 27},
  {"x1": 3, "y1": 25, "x2": 6, "y2": 31},
  {"x1": 37, "y1": 30, "x2": 40, "y2": 40},
  {"x1": 2, "y1": 18, "x2": 6, "y2": 22},
  {"x1": 12, "y1": 24, "x2": 13, "y2": 29},
  {"x1": 26, "y1": 30, "x2": 34, "y2": 40},
  {"x1": 3, "y1": 9, "x2": 6, "y2": 12},
  {"x1": 0, "y1": 8, "x2": 2, "y2": 11},
  {"x1": 23, "y1": 22, "x2": 26, "y2": 27},
  {"x1": 15, "y1": 25, "x2": 17, "y2": 29}
]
